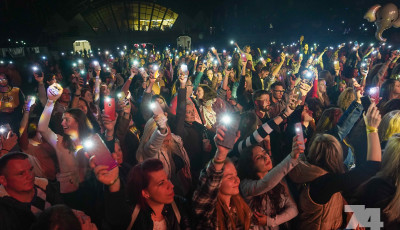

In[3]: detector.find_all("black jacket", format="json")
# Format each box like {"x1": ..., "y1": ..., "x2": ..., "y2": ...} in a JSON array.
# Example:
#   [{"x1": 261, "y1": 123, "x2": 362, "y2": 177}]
[
  {"x1": 105, "y1": 188, "x2": 192, "y2": 230},
  {"x1": 0, "y1": 178, "x2": 63, "y2": 230}
]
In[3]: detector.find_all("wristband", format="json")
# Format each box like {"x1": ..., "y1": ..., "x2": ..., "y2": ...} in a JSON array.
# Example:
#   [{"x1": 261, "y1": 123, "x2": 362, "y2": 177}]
[
  {"x1": 109, "y1": 176, "x2": 119, "y2": 186},
  {"x1": 279, "y1": 112, "x2": 288, "y2": 120},
  {"x1": 48, "y1": 99, "x2": 55, "y2": 104},
  {"x1": 212, "y1": 158, "x2": 225, "y2": 165},
  {"x1": 366, "y1": 124, "x2": 378, "y2": 134},
  {"x1": 129, "y1": 75, "x2": 134, "y2": 80}
]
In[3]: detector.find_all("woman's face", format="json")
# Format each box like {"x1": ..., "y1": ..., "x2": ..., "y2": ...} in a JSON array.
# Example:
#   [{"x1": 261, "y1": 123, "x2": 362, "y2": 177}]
[
  {"x1": 61, "y1": 113, "x2": 79, "y2": 136},
  {"x1": 219, "y1": 162, "x2": 240, "y2": 196},
  {"x1": 318, "y1": 80, "x2": 327, "y2": 93},
  {"x1": 339, "y1": 82, "x2": 346, "y2": 92},
  {"x1": 185, "y1": 103, "x2": 196, "y2": 123},
  {"x1": 302, "y1": 104, "x2": 314, "y2": 122},
  {"x1": 84, "y1": 91, "x2": 93, "y2": 103},
  {"x1": 393, "y1": 80, "x2": 400, "y2": 96},
  {"x1": 78, "y1": 100, "x2": 88, "y2": 114},
  {"x1": 251, "y1": 146, "x2": 273, "y2": 173},
  {"x1": 143, "y1": 169, "x2": 175, "y2": 205},
  {"x1": 196, "y1": 87, "x2": 204, "y2": 100},
  {"x1": 112, "y1": 142, "x2": 123, "y2": 165}
]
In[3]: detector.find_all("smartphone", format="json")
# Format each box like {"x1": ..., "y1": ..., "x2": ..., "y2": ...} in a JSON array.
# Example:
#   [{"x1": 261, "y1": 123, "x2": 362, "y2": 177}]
[
  {"x1": 216, "y1": 113, "x2": 240, "y2": 149},
  {"x1": 294, "y1": 122, "x2": 305, "y2": 149},
  {"x1": 83, "y1": 134, "x2": 118, "y2": 170},
  {"x1": 361, "y1": 96, "x2": 372, "y2": 111},
  {"x1": 241, "y1": 53, "x2": 247, "y2": 62},
  {"x1": 117, "y1": 91, "x2": 130, "y2": 106},
  {"x1": 150, "y1": 101, "x2": 163, "y2": 116},
  {"x1": 0, "y1": 124, "x2": 11, "y2": 138},
  {"x1": 181, "y1": 64, "x2": 188, "y2": 72},
  {"x1": 104, "y1": 97, "x2": 116, "y2": 121},
  {"x1": 368, "y1": 87, "x2": 380, "y2": 104},
  {"x1": 27, "y1": 96, "x2": 36, "y2": 110}
]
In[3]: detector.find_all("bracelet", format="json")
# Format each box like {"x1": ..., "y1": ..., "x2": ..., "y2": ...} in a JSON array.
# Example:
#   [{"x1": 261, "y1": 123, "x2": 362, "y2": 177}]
[
  {"x1": 48, "y1": 99, "x2": 55, "y2": 103},
  {"x1": 212, "y1": 158, "x2": 225, "y2": 165},
  {"x1": 109, "y1": 176, "x2": 119, "y2": 186},
  {"x1": 279, "y1": 112, "x2": 288, "y2": 120},
  {"x1": 366, "y1": 124, "x2": 378, "y2": 134}
]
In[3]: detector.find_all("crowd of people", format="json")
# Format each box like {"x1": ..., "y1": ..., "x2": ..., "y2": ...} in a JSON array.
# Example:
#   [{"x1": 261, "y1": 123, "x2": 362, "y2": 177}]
[{"x1": 1, "y1": 35, "x2": 400, "y2": 230}]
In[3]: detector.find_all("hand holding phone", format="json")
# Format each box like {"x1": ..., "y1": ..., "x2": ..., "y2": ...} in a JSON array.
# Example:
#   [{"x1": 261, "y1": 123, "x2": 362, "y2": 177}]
[
  {"x1": 47, "y1": 83, "x2": 63, "y2": 101},
  {"x1": 215, "y1": 113, "x2": 240, "y2": 149},
  {"x1": 84, "y1": 134, "x2": 118, "y2": 170},
  {"x1": 294, "y1": 122, "x2": 305, "y2": 149},
  {"x1": 104, "y1": 97, "x2": 116, "y2": 121},
  {"x1": 150, "y1": 101, "x2": 163, "y2": 116}
]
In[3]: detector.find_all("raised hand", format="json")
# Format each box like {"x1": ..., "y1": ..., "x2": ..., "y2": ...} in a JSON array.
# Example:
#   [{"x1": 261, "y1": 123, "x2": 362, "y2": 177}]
[
  {"x1": 363, "y1": 103, "x2": 381, "y2": 129},
  {"x1": 290, "y1": 135, "x2": 305, "y2": 159}
]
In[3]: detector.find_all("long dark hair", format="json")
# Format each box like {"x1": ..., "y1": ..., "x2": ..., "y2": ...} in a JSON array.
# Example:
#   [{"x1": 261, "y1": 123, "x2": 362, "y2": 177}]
[
  {"x1": 62, "y1": 108, "x2": 93, "y2": 153},
  {"x1": 238, "y1": 145, "x2": 286, "y2": 216},
  {"x1": 198, "y1": 84, "x2": 217, "y2": 103},
  {"x1": 126, "y1": 159, "x2": 164, "y2": 209},
  {"x1": 78, "y1": 98, "x2": 101, "y2": 133}
]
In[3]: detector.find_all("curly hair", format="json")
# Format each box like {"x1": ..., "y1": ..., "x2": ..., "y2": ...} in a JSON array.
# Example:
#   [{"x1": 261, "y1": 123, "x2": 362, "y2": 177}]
[{"x1": 337, "y1": 87, "x2": 355, "y2": 111}]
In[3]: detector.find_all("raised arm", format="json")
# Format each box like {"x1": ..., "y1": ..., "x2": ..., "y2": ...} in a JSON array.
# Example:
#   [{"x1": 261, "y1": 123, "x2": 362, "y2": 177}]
[
  {"x1": 34, "y1": 72, "x2": 47, "y2": 106},
  {"x1": 240, "y1": 136, "x2": 303, "y2": 199},
  {"x1": 38, "y1": 84, "x2": 63, "y2": 148}
]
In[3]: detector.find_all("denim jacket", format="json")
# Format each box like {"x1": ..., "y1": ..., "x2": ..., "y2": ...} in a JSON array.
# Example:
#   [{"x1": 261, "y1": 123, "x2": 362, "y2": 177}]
[{"x1": 327, "y1": 101, "x2": 363, "y2": 141}]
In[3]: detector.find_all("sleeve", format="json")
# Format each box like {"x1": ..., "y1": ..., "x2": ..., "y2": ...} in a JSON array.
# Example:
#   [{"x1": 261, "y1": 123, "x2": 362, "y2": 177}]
[
  {"x1": 233, "y1": 119, "x2": 280, "y2": 154},
  {"x1": 193, "y1": 72, "x2": 204, "y2": 90},
  {"x1": 330, "y1": 100, "x2": 363, "y2": 141},
  {"x1": 140, "y1": 91, "x2": 153, "y2": 122},
  {"x1": 192, "y1": 162, "x2": 224, "y2": 225},
  {"x1": 173, "y1": 88, "x2": 187, "y2": 137},
  {"x1": 143, "y1": 129, "x2": 167, "y2": 159},
  {"x1": 240, "y1": 155, "x2": 299, "y2": 199},
  {"x1": 267, "y1": 181, "x2": 298, "y2": 227},
  {"x1": 311, "y1": 79, "x2": 318, "y2": 98}
]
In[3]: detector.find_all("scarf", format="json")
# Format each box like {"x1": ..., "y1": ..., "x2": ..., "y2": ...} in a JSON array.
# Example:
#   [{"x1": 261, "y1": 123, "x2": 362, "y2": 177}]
[{"x1": 216, "y1": 194, "x2": 252, "y2": 230}]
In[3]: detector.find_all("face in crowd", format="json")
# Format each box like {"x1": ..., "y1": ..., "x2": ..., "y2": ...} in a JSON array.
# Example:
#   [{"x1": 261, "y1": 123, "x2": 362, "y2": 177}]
[
  {"x1": 254, "y1": 93, "x2": 270, "y2": 112},
  {"x1": 142, "y1": 169, "x2": 175, "y2": 205},
  {"x1": 272, "y1": 85, "x2": 285, "y2": 101}
]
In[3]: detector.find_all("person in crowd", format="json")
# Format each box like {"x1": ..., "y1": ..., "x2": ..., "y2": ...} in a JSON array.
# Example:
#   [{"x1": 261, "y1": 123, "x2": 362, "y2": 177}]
[
  {"x1": 355, "y1": 133, "x2": 400, "y2": 229},
  {"x1": 0, "y1": 152, "x2": 63, "y2": 229},
  {"x1": 92, "y1": 158, "x2": 191, "y2": 229},
  {"x1": 238, "y1": 136, "x2": 302, "y2": 229},
  {"x1": 289, "y1": 103, "x2": 382, "y2": 229},
  {"x1": 377, "y1": 79, "x2": 400, "y2": 110},
  {"x1": 0, "y1": 73, "x2": 25, "y2": 134},
  {"x1": 337, "y1": 87, "x2": 355, "y2": 111}
]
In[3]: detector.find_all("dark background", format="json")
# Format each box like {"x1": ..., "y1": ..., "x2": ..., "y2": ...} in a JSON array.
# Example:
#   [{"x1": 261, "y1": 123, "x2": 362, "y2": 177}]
[{"x1": 1, "y1": 0, "x2": 400, "y2": 49}]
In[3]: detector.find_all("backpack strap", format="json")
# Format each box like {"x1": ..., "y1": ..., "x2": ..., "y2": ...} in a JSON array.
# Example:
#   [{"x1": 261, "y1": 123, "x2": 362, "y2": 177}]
[
  {"x1": 127, "y1": 204, "x2": 140, "y2": 230},
  {"x1": 171, "y1": 201, "x2": 181, "y2": 224}
]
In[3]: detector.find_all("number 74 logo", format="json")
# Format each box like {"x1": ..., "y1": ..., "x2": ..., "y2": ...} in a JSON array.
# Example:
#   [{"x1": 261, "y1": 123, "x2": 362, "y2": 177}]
[{"x1": 345, "y1": 205, "x2": 383, "y2": 230}]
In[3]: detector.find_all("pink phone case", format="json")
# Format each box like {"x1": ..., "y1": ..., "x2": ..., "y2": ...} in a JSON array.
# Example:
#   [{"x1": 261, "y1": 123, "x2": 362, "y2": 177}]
[
  {"x1": 295, "y1": 122, "x2": 305, "y2": 149},
  {"x1": 87, "y1": 134, "x2": 118, "y2": 171}
]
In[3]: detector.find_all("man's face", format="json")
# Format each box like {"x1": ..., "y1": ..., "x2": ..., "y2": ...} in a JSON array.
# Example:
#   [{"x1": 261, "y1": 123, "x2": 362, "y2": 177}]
[
  {"x1": 0, "y1": 159, "x2": 35, "y2": 195},
  {"x1": 260, "y1": 70, "x2": 268, "y2": 79},
  {"x1": 272, "y1": 86, "x2": 285, "y2": 100},
  {"x1": 60, "y1": 88, "x2": 71, "y2": 103},
  {"x1": 0, "y1": 75, "x2": 8, "y2": 87},
  {"x1": 254, "y1": 94, "x2": 270, "y2": 112}
]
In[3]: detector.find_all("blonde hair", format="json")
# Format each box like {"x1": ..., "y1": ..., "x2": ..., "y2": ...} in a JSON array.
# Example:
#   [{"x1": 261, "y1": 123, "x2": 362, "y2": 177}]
[
  {"x1": 384, "y1": 112, "x2": 400, "y2": 141},
  {"x1": 308, "y1": 134, "x2": 345, "y2": 174},
  {"x1": 376, "y1": 134, "x2": 400, "y2": 221},
  {"x1": 337, "y1": 87, "x2": 355, "y2": 111},
  {"x1": 378, "y1": 110, "x2": 400, "y2": 141}
]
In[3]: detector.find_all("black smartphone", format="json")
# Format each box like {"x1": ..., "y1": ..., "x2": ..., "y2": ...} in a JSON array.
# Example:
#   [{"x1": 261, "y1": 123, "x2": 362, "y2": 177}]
[
  {"x1": 361, "y1": 96, "x2": 371, "y2": 111},
  {"x1": 216, "y1": 113, "x2": 240, "y2": 149}
]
